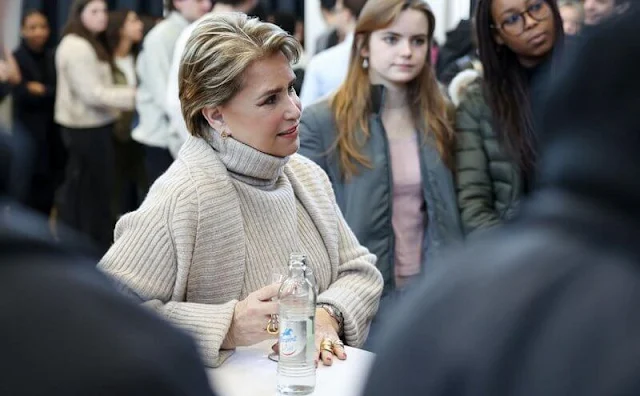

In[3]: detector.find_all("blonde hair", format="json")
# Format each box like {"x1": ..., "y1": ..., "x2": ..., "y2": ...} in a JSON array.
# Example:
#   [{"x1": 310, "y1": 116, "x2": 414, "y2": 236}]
[
  {"x1": 179, "y1": 12, "x2": 302, "y2": 138},
  {"x1": 330, "y1": 0, "x2": 455, "y2": 179}
]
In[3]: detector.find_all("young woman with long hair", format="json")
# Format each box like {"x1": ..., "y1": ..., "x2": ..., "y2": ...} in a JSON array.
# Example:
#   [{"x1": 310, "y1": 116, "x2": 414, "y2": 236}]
[
  {"x1": 455, "y1": 0, "x2": 564, "y2": 235},
  {"x1": 55, "y1": 0, "x2": 136, "y2": 252},
  {"x1": 106, "y1": 9, "x2": 146, "y2": 217},
  {"x1": 300, "y1": 0, "x2": 463, "y2": 293}
]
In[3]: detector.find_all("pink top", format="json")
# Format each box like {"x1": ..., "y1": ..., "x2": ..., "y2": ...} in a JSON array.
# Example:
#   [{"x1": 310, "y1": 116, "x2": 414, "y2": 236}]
[{"x1": 388, "y1": 134, "x2": 426, "y2": 282}]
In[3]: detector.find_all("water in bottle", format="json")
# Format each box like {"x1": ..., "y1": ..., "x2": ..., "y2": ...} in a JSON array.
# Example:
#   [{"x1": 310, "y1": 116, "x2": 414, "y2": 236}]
[
  {"x1": 290, "y1": 253, "x2": 319, "y2": 295},
  {"x1": 277, "y1": 255, "x2": 317, "y2": 395}
]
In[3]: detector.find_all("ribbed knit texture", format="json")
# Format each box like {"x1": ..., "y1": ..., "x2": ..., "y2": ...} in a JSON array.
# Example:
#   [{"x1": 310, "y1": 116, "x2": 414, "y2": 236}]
[
  {"x1": 99, "y1": 133, "x2": 383, "y2": 368},
  {"x1": 216, "y1": 134, "x2": 332, "y2": 296}
]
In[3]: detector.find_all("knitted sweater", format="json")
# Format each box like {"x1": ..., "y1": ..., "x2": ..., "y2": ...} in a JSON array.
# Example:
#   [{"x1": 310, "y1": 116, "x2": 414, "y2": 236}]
[
  {"x1": 55, "y1": 34, "x2": 135, "y2": 128},
  {"x1": 98, "y1": 132, "x2": 383, "y2": 367}
]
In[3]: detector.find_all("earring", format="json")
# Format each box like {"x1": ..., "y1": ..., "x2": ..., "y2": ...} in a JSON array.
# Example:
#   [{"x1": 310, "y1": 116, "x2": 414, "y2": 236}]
[
  {"x1": 362, "y1": 58, "x2": 369, "y2": 69},
  {"x1": 220, "y1": 129, "x2": 230, "y2": 139}
]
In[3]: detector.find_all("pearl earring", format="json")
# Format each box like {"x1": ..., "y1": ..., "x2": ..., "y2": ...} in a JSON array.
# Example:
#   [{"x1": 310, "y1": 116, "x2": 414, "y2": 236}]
[{"x1": 362, "y1": 58, "x2": 369, "y2": 69}]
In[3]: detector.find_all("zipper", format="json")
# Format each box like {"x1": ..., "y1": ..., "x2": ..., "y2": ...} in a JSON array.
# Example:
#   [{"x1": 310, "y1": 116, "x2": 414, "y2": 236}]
[{"x1": 375, "y1": 103, "x2": 396, "y2": 290}]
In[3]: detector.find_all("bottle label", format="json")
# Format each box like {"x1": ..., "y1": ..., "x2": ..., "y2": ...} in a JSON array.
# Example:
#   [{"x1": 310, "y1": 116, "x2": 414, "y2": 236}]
[{"x1": 279, "y1": 321, "x2": 306, "y2": 358}]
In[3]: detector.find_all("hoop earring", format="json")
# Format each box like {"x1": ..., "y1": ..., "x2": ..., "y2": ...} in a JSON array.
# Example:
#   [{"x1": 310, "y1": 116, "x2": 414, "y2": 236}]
[{"x1": 362, "y1": 58, "x2": 369, "y2": 69}]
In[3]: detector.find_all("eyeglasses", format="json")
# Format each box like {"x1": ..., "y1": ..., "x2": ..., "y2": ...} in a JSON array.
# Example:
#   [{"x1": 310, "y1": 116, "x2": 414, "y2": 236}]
[{"x1": 492, "y1": 0, "x2": 552, "y2": 36}]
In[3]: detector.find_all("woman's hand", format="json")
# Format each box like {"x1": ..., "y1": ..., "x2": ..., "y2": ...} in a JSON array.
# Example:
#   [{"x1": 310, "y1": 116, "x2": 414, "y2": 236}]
[
  {"x1": 314, "y1": 308, "x2": 346, "y2": 366},
  {"x1": 222, "y1": 283, "x2": 280, "y2": 349},
  {"x1": 27, "y1": 81, "x2": 46, "y2": 96},
  {"x1": 0, "y1": 61, "x2": 10, "y2": 83},
  {"x1": 1, "y1": 48, "x2": 21, "y2": 85}
]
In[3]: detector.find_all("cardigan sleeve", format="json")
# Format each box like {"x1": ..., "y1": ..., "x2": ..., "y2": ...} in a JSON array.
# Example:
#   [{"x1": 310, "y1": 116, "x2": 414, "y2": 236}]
[
  {"x1": 98, "y1": 181, "x2": 237, "y2": 368},
  {"x1": 315, "y1": 170, "x2": 384, "y2": 348}
]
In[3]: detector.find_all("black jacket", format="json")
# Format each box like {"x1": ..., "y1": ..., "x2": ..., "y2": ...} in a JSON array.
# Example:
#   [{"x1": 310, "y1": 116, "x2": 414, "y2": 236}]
[
  {"x1": 364, "y1": 6, "x2": 640, "y2": 396},
  {"x1": 12, "y1": 42, "x2": 63, "y2": 177}
]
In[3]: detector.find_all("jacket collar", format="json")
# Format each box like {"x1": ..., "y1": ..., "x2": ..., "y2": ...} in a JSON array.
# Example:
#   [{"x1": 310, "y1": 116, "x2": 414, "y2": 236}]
[{"x1": 370, "y1": 85, "x2": 386, "y2": 116}]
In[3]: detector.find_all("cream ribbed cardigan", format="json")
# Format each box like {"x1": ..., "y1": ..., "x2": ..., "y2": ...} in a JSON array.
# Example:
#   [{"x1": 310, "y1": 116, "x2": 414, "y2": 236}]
[{"x1": 98, "y1": 135, "x2": 383, "y2": 367}]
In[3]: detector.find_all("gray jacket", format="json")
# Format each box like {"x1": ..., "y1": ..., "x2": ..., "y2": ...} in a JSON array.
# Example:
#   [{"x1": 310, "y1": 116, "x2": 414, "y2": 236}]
[{"x1": 299, "y1": 86, "x2": 463, "y2": 293}]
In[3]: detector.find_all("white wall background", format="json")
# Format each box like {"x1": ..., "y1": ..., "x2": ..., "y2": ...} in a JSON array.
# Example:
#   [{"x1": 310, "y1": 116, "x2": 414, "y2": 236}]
[{"x1": 304, "y1": 0, "x2": 470, "y2": 55}]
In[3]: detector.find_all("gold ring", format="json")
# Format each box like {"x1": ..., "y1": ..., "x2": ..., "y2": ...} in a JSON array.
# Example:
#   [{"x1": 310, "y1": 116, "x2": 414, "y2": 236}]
[
  {"x1": 266, "y1": 316, "x2": 279, "y2": 335},
  {"x1": 321, "y1": 347, "x2": 333, "y2": 353},
  {"x1": 320, "y1": 339, "x2": 333, "y2": 351},
  {"x1": 333, "y1": 340, "x2": 345, "y2": 348}
]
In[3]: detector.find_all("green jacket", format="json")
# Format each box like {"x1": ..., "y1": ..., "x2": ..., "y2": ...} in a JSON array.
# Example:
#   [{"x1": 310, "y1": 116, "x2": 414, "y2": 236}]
[
  {"x1": 112, "y1": 67, "x2": 135, "y2": 143},
  {"x1": 455, "y1": 81, "x2": 522, "y2": 236}
]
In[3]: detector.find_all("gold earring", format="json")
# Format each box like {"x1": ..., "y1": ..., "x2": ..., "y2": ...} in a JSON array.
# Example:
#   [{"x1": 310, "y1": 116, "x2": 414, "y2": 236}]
[{"x1": 220, "y1": 127, "x2": 231, "y2": 139}]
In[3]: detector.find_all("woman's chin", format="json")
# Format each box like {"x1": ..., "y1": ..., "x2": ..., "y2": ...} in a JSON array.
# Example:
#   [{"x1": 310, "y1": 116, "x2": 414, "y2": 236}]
[{"x1": 265, "y1": 138, "x2": 299, "y2": 158}]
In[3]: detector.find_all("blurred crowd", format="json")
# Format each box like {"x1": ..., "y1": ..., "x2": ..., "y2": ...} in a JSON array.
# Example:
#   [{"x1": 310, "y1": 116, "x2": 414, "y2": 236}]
[
  {"x1": 2, "y1": 0, "x2": 640, "y2": 394},
  {"x1": 0, "y1": 0, "x2": 609, "y2": 254}
]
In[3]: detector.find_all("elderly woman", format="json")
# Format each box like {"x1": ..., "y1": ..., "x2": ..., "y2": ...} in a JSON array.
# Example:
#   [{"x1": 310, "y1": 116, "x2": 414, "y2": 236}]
[{"x1": 98, "y1": 12, "x2": 383, "y2": 368}]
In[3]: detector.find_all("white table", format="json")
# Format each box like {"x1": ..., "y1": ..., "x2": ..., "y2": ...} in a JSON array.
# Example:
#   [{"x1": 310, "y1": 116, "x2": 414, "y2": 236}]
[{"x1": 207, "y1": 340, "x2": 375, "y2": 396}]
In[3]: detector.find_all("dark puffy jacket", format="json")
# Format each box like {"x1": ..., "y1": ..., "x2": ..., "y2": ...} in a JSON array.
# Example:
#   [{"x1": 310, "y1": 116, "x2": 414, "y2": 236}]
[
  {"x1": 299, "y1": 85, "x2": 463, "y2": 294},
  {"x1": 455, "y1": 80, "x2": 522, "y2": 236}
]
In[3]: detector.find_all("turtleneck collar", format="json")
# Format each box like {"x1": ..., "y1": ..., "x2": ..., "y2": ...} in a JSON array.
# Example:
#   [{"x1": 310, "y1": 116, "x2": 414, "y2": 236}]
[{"x1": 206, "y1": 129, "x2": 290, "y2": 189}]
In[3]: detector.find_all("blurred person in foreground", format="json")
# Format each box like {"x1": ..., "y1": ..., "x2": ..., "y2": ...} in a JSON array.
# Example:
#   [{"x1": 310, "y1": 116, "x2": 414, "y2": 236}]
[
  {"x1": 0, "y1": 11, "x2": 215, "y2": 396},
  {"x1": 364, "y1": 5, "x2": 640, "y2": 395},
  {"x1": 99, "y1": 13, "x2": 383, "y2": 368},
  {"x1": 1, "y1": 132, "x2": 217, "y2": 396},
  {"x1": 583, "y1": 0, "x2": 629, "y2": 26}
]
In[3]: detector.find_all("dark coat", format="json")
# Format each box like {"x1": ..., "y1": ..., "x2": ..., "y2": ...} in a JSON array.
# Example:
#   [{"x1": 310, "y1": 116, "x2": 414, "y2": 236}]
[
  {"x1": 12, "y1": 42, "x2": 65, "y2": 213},
  {"x1": 454, "y1": 80, "x2": 521, "y2": 235},
  {"x1": 364, "y1": 6, "x2": 640, "y2": 395},
  {"x1": 0, "y1": 128, "x2": 215, "y2": 396},
  {"x1": 12, "y1": 42, "x2": 58, "y2": 165},
  {"x1": 299, "y1": 86, "x2": 463, "y2": 293}
]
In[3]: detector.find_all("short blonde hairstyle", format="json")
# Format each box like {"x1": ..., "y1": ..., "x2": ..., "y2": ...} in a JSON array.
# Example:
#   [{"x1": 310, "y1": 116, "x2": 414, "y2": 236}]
[{"x1": 179, "y1": 13, "x2": 302, "y2": 138}]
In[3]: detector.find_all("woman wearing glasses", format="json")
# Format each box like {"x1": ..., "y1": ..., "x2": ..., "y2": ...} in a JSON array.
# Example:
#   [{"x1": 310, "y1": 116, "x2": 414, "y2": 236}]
[{"x1": 455, "y1": 0, "x2": 564, "y2": 235}]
